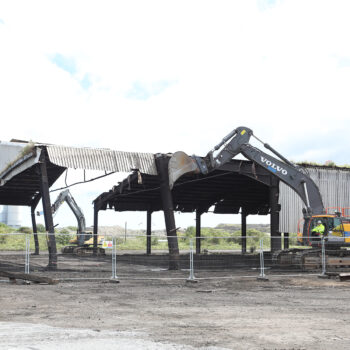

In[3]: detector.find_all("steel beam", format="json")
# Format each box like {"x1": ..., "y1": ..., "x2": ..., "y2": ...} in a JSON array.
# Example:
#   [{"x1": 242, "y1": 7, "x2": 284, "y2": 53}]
[
  {"x1": 284, "y1": 232, "x2": 289, "y2": 249},
  {"x1": 146, "y1": 210, "x2": 152, "y2": 255},
  {"x1": 155, "y1": 154, "x2": 179, "y2": 270},
  {"x1": 93, "y1": 205, "x2": 99, "y2": 256},
  {"x1": 31, "y1": 205, "x2": 39, "y2": 255},
  {"x1": 39, "y1": 153, "x2": 57, "y2": 270},
  {"x1": 241, "y1": 209, "x2": 247, "y2": 254},
  {"x1": 196, "y1": 210, "x2": 201, "y2": 254},
  {"x1": 270, "y1": 177, "x2": 281, "y2": 251},
  {"x1": 31, "y1": 195, "x2": 41, "y2": 255},
  {"x1": 219, "y1": 162, "x2": 272, "y2": 187}
]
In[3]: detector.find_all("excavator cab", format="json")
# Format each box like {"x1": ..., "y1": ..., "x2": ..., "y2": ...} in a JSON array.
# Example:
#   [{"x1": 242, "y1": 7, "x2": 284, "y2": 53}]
[
  {"x1": 309, "y1": 217, "x2": 327, "y2": 245},
  {"x1": 326, "y1": 216, "x2": 350, "y2": 245},
  {"x1": 298, "y1": 214, "x2": 350, "y2": 247}
]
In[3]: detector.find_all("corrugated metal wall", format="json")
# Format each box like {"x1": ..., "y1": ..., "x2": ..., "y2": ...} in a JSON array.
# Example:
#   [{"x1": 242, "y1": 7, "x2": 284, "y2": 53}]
[{"x1": 279, "y1": 167, "x2": 350, "y2": 233}]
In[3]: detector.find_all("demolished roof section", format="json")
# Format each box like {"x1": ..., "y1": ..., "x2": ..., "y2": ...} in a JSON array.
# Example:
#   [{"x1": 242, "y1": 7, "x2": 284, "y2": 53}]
[
  {"x1": 0, "y1": 140, "x2": 158, "y2": 206},
  {"x1": 0, "y1": 141, "x2": 158, "y2": 184},
  {"x1": 46, "y1": 145, "x2": 157, "y2": 175},
  {"x1": 0, "y1": 141, "x2": 41, "y2": 186}
]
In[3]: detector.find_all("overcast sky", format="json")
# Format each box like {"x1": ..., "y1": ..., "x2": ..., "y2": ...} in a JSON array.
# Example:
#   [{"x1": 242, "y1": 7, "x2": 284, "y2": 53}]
[{"x1": 1, "y1": 0, "x2": 350, "y2": 230}]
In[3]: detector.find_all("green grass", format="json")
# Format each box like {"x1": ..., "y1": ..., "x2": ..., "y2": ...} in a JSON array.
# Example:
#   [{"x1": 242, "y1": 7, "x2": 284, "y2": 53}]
[
  {"x1": 101, "y1": 228, "x2": 272, "y2": 252},
  {"x1": 0, "y1": 233, "x2": 77, "y2": 252},
  {"x1": 0, "y1": 223, "x2": 77, "y2": 252},
  {"x1": 0, "y1": 223, "x2": 301, "y2": 252}
]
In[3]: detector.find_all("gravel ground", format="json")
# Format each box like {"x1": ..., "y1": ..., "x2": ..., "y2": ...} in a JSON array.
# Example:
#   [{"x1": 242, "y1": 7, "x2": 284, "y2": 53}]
[{"x1": 0, "y1": 254, "x2": 350, "y2": 349}]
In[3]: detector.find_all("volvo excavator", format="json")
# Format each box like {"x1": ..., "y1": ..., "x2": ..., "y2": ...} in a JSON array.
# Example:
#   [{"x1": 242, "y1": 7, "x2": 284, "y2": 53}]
[
  {"x1": 168, "y1": 126, "x2": 350, "y2": 271},
  {"x1": 41, "y1": 189, "x2": 105, "y2": 256}
]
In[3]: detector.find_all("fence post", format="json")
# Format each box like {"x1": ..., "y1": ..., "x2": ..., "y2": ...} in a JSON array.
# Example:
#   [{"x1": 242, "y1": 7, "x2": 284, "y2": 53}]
[
  {"x1": 284, "y1": 232, "x2": 289, "y2": 249},
  {"x1": 187, "y1": 239, "x2": 197, "y2": 283},
  {"x1": 25, "y1": 234, "x2": 30, "y2": 274},
  {"x1": 110, "y1": 237, "x2": 119, "y2": 283},
  {"x1": 320, "y1": 237, "x2": 326, "y2": 276},
  {"x1": 257, "y1": 238, "x2": 268, "y2": 280}
]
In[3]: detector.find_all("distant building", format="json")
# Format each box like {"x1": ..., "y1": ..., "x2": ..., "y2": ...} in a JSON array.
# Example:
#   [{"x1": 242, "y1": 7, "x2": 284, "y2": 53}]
[{"x1": 0, "y1": 205, "x2": 22, "y2": 228}]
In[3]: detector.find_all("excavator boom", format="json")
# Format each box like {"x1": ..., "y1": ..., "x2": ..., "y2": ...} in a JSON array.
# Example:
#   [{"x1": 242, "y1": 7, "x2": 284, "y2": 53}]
[
  {"x1": 48, "y1": 189, "x2": 105, "y2": 255},
  {"x1": 168, "y1": 127, "x2": 350, "y2": 270},
  {"x1": 50, "y1": 189, "x2": 87, "y2": 246},
  {"x1": 168, "y1": 126, "x2": 324, "y2": 218}
]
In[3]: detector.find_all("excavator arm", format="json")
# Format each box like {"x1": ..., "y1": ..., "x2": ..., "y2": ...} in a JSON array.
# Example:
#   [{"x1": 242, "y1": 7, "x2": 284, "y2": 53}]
[
  {"x1": 169, "y1": 126, "x2": 324, "y2": 218},
  {"x1": 50, "y1": 189, "x2": 87, "y2": 246},
  {"x1": 239, "y1": 143, "x2": 323, "y2": 216}
]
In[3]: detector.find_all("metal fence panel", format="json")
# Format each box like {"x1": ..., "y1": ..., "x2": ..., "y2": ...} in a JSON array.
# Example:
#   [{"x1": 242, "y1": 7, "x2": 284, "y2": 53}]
[{"x1": 0, "y1": 233, "x2": 331, "y2": 282}]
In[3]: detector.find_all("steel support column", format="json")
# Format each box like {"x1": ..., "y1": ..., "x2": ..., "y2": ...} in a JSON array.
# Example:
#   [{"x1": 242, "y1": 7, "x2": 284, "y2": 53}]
[
  {"x1": 195, "y1": 210, "x2": 201, "y2": 254},
  {"x1": 146, "y1": 210, "x2": 152, "y2": 255},
  {"x1": 31, "y1": 195, "x2": 41, "y2": 255},
  {"x1": 241, "y1": 209, "x2": 247, "y2": 254},
  {"x1": 31, "y1": 205, "x2": 40, "y2": 255},
  {"x1": 270, "y1": 178, "x2": 281, "y2": 251},
  {"x1": 39, "y1": 154, "x2": 57, "y2": 270},
  {"x1": 284, "y1": 232, "x2": 289, "y2": 249},
  {"x1": 155, "y1": 154, "x2": 179, "y2": 270},
  {"x1": 93, "y1": 205, "x2": 99, "y2": 256}
]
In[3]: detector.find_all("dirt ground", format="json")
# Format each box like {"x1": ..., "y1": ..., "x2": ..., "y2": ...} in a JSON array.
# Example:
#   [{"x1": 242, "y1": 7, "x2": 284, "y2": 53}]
[{"x1": 1, "y1": 254, "x2": 350, "y2": 349}]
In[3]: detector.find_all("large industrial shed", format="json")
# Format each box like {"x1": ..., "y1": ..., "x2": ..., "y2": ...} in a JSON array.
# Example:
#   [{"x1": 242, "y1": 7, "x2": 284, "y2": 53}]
[{"x1": 1, "y1": 139, "x2": 350, "y2": 269}]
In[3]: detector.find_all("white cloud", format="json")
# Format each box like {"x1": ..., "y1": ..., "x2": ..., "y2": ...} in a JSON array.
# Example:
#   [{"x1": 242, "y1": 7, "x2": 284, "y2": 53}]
[{"x1": 1, "y1": 0, "x2": 350, "y2": 228}]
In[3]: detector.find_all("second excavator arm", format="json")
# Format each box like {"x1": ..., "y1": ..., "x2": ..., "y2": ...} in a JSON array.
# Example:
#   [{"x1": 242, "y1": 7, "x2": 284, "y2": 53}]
[{"x1": 51, "y1": 189, "x2": 87, "y2": 245}]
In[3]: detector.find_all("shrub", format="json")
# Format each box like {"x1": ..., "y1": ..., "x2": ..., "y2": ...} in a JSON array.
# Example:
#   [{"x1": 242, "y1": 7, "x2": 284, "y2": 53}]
[
  {"x1": 55, "y1": 233, "x2": 71, "y2": 245},
  {"x1": 210, "y1": 237, "x2": 220, "y2": 244},
  {"x1": 0, "y1": 223, "x2": 14, "y2": 234},
  {"x1": 225, "y1": 230, "x2": 242, "y2": 244},
  {"x1": 115, "y1": 237, "x2": 124, "y2": 245},
  {"x1": 36, "y1": 223, "x2": 46, "y2": 233},
  {"x1": 58, "y1": 228, "x2": 70, "y2": 234},
  {"x1": 151, "y1": 236, "x2": 159, "y2": 246},
  {"x1": 185, "y1": 226, "x2": 195, "y2": 238},
  {"x1": 0, "y1": 234, "x2": 7, "y2": 244},
  {"x1": 17, "y1": 226, "x2": 32, "y2": 234}
]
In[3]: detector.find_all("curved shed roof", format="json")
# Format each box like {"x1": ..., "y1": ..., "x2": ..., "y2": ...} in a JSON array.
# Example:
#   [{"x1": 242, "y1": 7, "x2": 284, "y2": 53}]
[{"x1": 94, "y1": 158, "x2": 273, "y2": 216}]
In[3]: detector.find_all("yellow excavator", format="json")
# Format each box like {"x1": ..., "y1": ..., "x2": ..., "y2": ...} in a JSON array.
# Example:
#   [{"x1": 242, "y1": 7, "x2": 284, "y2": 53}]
[
  {"x1": 49, "y1": 189, "x2": 105, "y2": 256},
  {"x1": 168, "y1": 126, "x2": 350, "y2": 270}
]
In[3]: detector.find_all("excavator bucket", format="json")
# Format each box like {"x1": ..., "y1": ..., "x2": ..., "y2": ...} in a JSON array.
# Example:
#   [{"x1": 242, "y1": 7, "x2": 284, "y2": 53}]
[{"x1": 168, "y1": 151, "x2": 201, "y2": 189}]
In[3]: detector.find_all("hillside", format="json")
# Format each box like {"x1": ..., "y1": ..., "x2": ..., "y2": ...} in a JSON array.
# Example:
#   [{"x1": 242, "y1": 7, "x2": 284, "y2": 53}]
[{"x1": 85, "y1": 223, "x2": 271, "y2": 236}]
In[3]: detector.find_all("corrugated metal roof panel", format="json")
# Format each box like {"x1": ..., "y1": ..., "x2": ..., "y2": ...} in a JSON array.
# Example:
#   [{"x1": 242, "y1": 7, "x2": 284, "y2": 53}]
[
  {"x1": 0, "y1": 142, "x2": 42, "y2": 185},
  {"x1": 279, "y1": 167, "x2": 350, "y2": 233},
  {"x1": 46, "y1": 146, "x2": 158, "y2": 175}
]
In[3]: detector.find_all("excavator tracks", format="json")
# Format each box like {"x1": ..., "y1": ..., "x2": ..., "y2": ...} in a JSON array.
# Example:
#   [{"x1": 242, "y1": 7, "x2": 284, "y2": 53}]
[
  {"x1": 272, "y1": 248, "x2": 350, "y2": 272},
  {"x1": 61, "y1": 246, "x2": 106, "y2": 256}
]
